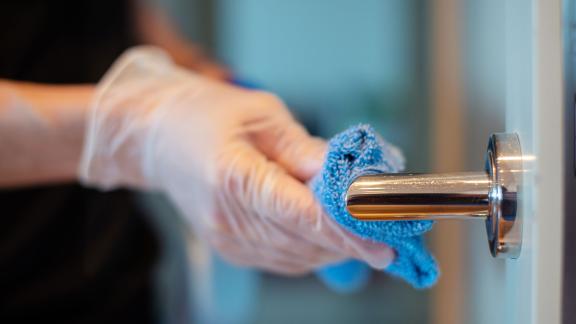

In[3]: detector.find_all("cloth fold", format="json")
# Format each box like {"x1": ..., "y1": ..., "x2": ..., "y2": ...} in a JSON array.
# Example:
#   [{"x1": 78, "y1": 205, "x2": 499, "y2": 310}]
[{"x1": 312, "y1": 124, "x2": 439, "y2": 290}]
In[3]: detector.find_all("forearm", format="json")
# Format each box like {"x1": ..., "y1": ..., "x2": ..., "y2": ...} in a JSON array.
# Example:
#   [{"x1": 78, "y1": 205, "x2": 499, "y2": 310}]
[
  {"x1": 0, "y1": 80, "x2": 93, "y2": 187},
  {"x1": 133, "y1": 2, "x2": 230, "y2": 79}
]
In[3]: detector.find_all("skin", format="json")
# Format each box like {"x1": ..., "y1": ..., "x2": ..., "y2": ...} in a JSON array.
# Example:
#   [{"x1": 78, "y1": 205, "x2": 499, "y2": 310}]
[
  {"x1": 0, "y1": 3, "x2": 228, "y2": 188},
  {"x1": 0, "y1": 82, "x2": 92, "y2": 187}
]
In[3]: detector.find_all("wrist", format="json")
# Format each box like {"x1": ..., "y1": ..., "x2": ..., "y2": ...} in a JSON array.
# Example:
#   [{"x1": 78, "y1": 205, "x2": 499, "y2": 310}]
[
  {"x1": 78, "y1": 47, "x2": 201, "y2": 190},
  {"x1": 0, "y1": 80, "x2": 94, "y2": 187}
]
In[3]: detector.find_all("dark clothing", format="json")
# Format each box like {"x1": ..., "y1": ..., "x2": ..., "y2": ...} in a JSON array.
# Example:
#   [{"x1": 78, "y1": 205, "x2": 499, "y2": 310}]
[
  {"x1": 0, "y1": 0, "x2": 136, "y2": 83},
  {"x1": 0, "y1": 1, "x2": 160, "y2": 323}
]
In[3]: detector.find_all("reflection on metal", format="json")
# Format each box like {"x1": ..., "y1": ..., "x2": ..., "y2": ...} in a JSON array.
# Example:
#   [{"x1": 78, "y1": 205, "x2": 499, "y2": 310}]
[
  {"x1": 346, "y1": 133, "x2": 523, "y2": 259},
  {"x1": 346, "y1": 172, "x2": 491, "y2": 220}
]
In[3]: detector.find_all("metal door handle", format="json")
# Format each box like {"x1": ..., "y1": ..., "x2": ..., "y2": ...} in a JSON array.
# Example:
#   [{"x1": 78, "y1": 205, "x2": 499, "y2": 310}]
[{"x1": 345, "y1": 133, "x2": 523, "y2": 258}]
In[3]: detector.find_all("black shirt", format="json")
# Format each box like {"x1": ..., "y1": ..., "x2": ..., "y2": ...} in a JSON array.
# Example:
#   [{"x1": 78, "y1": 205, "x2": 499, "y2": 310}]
[{"x1": 0, "y1": 1, "x2": 160, "y2": 323}]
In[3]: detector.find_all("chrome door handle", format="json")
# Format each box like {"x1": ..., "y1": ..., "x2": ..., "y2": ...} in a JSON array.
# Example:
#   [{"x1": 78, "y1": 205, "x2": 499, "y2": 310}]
[{"x1": 345, "y1": 133, "x2": 523, "y2": 259}]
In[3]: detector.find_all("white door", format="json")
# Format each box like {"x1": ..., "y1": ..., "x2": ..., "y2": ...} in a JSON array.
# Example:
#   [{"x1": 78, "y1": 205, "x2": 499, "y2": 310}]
[
  {"x1": 433, "y1": 1, "x2": 567, "y2": 323},
  {"x1": 503, "y1": 1, "x2": 564, "y2": 323}
]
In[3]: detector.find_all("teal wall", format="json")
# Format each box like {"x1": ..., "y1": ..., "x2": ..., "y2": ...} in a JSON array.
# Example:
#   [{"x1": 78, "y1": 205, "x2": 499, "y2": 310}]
[{"x1": 216, "y1": 0, "x2": 431, "y2": 170}]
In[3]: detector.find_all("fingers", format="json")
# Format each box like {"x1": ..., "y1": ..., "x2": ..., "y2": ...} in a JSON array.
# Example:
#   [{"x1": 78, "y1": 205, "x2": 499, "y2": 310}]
[
  {"x1": 212, "y1": 144, "x2": 347, "y2": 270},
  {"x1": 269, "y1": 124, "x2": 327, "y2": 181},
  {"x1": 208, "y1": 232, "x2": 345, "y2": 276},
  {"x1": 239, "y1": 148, "x2": 394, "y2": 269},
  {"x1": 245, "y1": 92, "x2": 327, "y2": 181},
  {"x1": 314, "y1": 216, "x2": 396, "y2": 269},
  {"x1": 255, "y1": 164, "x2": 394, "y2": 269}
]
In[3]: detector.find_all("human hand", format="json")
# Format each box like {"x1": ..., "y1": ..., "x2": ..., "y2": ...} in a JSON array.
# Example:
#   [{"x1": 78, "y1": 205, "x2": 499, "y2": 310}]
[{"x1": 80, "y1": 47, "x2": 394, "y2": 275}]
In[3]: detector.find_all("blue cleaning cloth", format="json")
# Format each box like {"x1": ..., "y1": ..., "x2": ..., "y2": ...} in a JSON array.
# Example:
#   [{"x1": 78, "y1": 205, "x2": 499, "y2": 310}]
[
  {"x1": 311, "y1": 124, "x2": 439, "y2": 290},
  {"x1": 316, "y1": 259, "x2": 371, "y2": 293},
  {"x1": 230, "y1": 77, "x2": 261, "y2": 90}
]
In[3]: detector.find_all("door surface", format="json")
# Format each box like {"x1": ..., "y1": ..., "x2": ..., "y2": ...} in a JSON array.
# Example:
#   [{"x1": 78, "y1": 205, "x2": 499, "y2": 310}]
[{"x1": 462, "y1": 1, "x2": 565, "y2": 323}]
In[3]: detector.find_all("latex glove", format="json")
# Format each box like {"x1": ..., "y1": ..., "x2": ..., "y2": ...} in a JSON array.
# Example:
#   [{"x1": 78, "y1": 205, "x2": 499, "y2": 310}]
[{"x1": 80, "y1": 47, "x2": 394, "y2": 275}]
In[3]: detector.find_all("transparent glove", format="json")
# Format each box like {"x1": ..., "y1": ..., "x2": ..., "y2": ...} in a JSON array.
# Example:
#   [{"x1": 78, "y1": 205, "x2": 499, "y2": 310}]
[{"x1": 80, "y1": 47, "x2": 393, "y2": 275}]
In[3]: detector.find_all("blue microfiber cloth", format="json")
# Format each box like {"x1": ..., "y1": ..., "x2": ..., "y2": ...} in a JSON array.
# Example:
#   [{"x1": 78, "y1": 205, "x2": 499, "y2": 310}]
[
  {"x1": 311, "y1": 124, "x2": 439, "y2": 290},
  {"x1": 316, "y1": 259, "x2": 371, "y2": 293}
]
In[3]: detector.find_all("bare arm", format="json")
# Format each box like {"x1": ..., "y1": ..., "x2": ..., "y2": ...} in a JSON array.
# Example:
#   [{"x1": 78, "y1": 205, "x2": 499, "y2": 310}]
[{"x1": 0, "y1": 80, "x2": 93, "y2": 187}]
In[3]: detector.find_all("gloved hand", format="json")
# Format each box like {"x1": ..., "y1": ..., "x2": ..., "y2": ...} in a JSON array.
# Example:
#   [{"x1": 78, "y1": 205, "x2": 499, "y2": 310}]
[{"x1": 79, "y1": 46, "x2": 393, "y2": 275}]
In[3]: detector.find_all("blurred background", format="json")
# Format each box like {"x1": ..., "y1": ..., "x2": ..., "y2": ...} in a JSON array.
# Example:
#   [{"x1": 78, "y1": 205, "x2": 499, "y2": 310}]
[{"x1": 141, "y1": 0, "x2": 508, "y2": 323}]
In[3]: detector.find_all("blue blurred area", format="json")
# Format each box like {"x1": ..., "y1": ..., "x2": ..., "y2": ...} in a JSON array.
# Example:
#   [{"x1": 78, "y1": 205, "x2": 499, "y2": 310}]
[
  {"x1": 191, "y1": 253, "x2": 260, "y2": 324},
  {"x1": 316, "y1": 260, "x2": 371, "y2": 294}
]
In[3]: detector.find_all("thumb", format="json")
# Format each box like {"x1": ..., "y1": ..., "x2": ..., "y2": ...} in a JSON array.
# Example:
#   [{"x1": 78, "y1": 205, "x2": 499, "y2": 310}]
[{"x1": 253, "y1": 117, "x2": 327, "y2": 181}]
